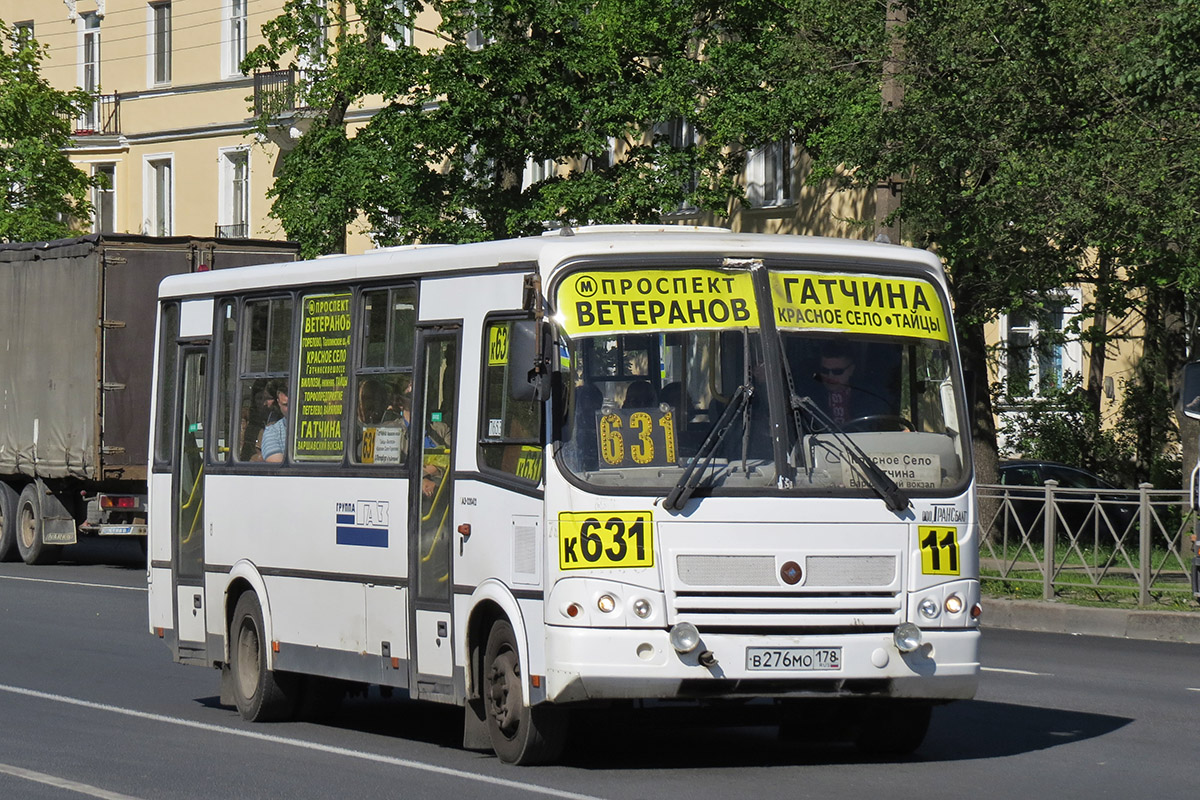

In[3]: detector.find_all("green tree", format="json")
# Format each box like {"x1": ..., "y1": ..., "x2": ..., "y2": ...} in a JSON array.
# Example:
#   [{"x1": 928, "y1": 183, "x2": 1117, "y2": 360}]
[
  {"x1": 698, "y1": 0, "x2": 1200, "y2": 483},
  {"x1": 0, "y1": 21, "x2": 98, "y2": 242},
  {"x1": 245, "y1": 0, "x2": 741, "y2": 256}
]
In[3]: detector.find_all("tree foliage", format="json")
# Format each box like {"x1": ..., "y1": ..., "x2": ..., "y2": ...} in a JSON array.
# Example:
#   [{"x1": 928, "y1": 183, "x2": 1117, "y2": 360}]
[
  {"x1": 245, "y1": 0, "x2": 744, "y2": 255},
  {"x1": 247, "y1": 0, "x2": 1200, "y2": 481},
  {"x1": 0, "y1": 22, "x2": 97, "y2": 243}
]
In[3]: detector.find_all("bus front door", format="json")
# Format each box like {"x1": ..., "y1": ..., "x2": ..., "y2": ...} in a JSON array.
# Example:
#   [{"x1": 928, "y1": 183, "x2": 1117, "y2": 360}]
[
  {"x1": 409, "y1": 328, "x2": 460, "y2": 700},
  {"x1": 173, "y1": 348, "x2": 208, "y2": 662}
]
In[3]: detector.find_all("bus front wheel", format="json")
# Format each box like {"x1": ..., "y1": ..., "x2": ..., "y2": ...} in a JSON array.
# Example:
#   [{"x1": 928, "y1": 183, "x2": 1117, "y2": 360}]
[
  {"x1": 483, "y1": 619, "x2": 566, "y2": 765},
  {"x1": 229, "y1": 593, "x2": 299, "y2": 722}
]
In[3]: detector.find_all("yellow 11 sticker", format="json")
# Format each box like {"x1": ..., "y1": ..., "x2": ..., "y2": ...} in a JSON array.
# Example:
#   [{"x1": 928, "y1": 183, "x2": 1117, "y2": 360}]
[{"x1": 918, "y1": 525, "x2": 960, "y2": 576}]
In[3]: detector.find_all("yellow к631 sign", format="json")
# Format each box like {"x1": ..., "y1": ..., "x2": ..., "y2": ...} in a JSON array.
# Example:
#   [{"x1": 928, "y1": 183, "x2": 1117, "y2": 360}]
[{"x1": 559, "y1": 511, "x2": 654, "y2": 569}]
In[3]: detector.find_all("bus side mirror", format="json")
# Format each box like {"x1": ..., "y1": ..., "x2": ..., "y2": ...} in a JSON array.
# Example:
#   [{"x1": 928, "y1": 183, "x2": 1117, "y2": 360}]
[
  {"x1": 509, "y1": 320, "x2": 550, "y2": 403},
  {"x1": 1184, "y1": 362, "x2": 1200, "y2": 420}
]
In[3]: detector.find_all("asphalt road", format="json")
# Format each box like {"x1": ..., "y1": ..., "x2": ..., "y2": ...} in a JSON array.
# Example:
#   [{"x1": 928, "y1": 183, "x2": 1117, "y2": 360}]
[{"x1": 1, "y1": 539, "x2": 1196, "y2": 799}]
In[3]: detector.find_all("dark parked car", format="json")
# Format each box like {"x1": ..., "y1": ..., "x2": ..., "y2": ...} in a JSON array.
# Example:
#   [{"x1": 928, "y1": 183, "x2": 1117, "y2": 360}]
[{"x1": 997, "y1": 459, "x2": 1138, "y2": 536}]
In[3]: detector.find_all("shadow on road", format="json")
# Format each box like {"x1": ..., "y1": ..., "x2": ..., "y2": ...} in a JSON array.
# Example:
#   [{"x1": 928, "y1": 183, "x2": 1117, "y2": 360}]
[
  {"x1": 52, "y1": 537, "x2": 146, "y2": 569},
  {"x1": 210, "y1": 691, "x2": 1130, "y2": 768}
]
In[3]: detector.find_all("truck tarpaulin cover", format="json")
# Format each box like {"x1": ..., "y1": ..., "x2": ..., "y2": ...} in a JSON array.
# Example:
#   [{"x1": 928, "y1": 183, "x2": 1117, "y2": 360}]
[
  {"x1": 0, "y1": 239, "x2": 101, "y2": 479},
  {"x1": 0, "y1": 234, "x2": 299, "y2": 481}
]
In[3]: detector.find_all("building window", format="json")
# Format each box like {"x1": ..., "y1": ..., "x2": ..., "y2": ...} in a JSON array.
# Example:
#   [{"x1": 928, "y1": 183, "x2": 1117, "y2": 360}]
[
  {"x1": 149, "y1": 2, "x2": 171, "y2": 85},
  {"x1": 78, "y1": 12, "x2": 101, "y2": 131},
  {"x1": 745, "y1": 139, "x2": 794, "y2": 208},
  {"x1": 521, "y1": 157, "x2": 555, "y2": 191},
  {"x1": 145, "y1": 156, "x2": 173, "y2": 236},
  {"x1": 219, "y1": 148, "x2": 250, "y2": 238},
  {"x1": 12, "y1": 20, "x2": 34, "y2": 50},
  {"x1": 224, "y1": 0, "x2": 248, "y2": 77},
  {"x1": 93, "y1": 163, "x2": 116, "y2": 233},
  {"x1": 382, "y1": 0, "x2": 414, "y2": 49},
  {"x1": 653, "y1": 117, "x2": 698, "y2": 214},
  {"x1": 1000, "y1": 294, "x2": 1081, "y2": 399}
]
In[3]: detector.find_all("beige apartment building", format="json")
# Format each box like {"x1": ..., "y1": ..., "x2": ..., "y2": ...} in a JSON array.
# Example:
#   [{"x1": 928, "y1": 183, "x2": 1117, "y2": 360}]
[{"x1": 1, "y1": 1, "x2": 1146, "y2": 455}]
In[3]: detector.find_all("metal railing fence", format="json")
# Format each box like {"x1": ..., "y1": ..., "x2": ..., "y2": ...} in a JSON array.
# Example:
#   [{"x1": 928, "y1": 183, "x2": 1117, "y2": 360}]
[{"x1": 978, "y1": 481, "x2": 1196, "y2": 607}]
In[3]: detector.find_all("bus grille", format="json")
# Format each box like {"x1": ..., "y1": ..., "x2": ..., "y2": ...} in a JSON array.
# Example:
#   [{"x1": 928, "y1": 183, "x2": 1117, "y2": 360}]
[{"x1": 669, "y1": 554, "x2": 902, "y2": 630}]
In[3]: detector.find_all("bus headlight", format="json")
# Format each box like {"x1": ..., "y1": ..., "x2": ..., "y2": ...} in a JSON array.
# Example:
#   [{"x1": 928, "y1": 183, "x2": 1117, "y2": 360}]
[
  {"x1": 945, "y1": 594, "x2": 964, "y2": 615},
  {"x1": 597, "y1": 594, "x2": 617, "y2": 613},
  {"x1": 669, "y1": 622, "x2": 701, "y2": 654},
  {"x1": 893, "y1": 622, "x2": 923, "y2": 653},
  {"x1": 918, "y1": 598, "x2": 940, "y2": 619},
  {"x1": 632, "y1": 598, "x2": 652, "y2": 618}
]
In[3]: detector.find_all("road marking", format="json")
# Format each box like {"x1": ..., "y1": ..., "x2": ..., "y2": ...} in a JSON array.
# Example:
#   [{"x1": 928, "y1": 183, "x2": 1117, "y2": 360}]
[
  {"x1": 1187, "y1": 687, "x2": 1200, "y2": 693},
  {"x1": 0, "y1": 762, "x2": 145, "y2": 800},
  {"x1": 0, "y1": 683, "x2": 604, "y2": 800},
  {"x1": 982, "y1": 666, "x2": 1049, "y2": 676},
  {"x1": 0, "y1": 574, "x2": 145, "y2": 592}
]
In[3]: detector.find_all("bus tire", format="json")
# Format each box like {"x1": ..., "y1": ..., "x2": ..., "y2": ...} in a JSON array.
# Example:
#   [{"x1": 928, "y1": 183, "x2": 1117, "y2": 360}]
[
  {"x1": 16, "y1": 483, "x2": 61, "y2": 566},
  {"x1": 0, "y1": 482, "x2": 19, "y2": 562},
  {"x1": 229, "y1": 593, "x2": 298, "y2": 722},
  {"x1": 853, "y1": 700, "x2": 932, "y2": 757},
  {"x1": 483, "y1": 619, "x2": 566, "y2": 765}
]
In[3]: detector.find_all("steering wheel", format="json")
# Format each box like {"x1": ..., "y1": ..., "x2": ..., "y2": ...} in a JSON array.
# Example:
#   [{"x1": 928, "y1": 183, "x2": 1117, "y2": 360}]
[{"x1": 844, "y1": 414, "x2": 914, "y2": 432}]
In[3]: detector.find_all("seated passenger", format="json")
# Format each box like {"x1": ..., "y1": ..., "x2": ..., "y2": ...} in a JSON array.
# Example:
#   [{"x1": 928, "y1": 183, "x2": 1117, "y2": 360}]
[{"x1": 623, "y1": 379, "x2": 657, "y2": 409}]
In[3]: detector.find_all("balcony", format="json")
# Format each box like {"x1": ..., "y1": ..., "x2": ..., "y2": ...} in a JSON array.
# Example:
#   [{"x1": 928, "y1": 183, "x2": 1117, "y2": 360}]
[
  {"x1": 65, "y1": 93, "x2": 120, "y2": 137},
  {"x1": 254, "y1": 69, "x2": 314, "y2": 118},
  {"x1": 215, "y1": 223, "x2": 250, "y2": 239},
  {"x1": 253, "y1": 69, "x2": 316, "y2": 148}
]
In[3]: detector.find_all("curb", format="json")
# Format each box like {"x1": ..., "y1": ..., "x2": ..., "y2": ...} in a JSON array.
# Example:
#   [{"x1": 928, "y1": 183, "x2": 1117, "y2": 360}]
[{"x1": 981, "y1": 597, "x2": 1200, "y2": 644}]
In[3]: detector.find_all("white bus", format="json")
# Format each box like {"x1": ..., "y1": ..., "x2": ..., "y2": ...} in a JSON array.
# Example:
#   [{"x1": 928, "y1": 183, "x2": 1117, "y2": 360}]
[{"x1": 148, "y1": 226, "x2": 980, "y2": 764}]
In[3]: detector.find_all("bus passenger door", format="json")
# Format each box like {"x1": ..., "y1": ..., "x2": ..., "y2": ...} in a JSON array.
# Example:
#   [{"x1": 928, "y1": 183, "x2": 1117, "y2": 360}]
[
  {"x1": 173, "y1": 348, "x2": 208, "y2": 662},
  {"x1": 409, "y1": 328, "x2": 460, "y2": 700}
]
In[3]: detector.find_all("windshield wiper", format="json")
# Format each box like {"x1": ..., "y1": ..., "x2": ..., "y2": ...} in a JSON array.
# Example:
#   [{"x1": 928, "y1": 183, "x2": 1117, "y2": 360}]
[
  {"x1": 663, "y1": 383, "x2": 751, "y2": 511},
  {"x1": 792, "y1": 394, "x2": 910, "y2": 513}
]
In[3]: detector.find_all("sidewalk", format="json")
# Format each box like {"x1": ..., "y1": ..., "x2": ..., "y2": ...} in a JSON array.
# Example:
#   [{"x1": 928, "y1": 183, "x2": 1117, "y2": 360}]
[{"x1": 981, "y1": 597, "x2": 1200, "y2": 644}]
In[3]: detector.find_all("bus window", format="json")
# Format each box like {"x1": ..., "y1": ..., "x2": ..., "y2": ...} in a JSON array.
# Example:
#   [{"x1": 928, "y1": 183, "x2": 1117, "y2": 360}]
[
  {"x1": 353, "y1": 286, "x2": 416, "y2": 465},
  {"x1": 153, "y1": 302, "x2": 179, "y2": 466},
  {"x1": 236, "y1": 297, "x2": 292, "y2": 463},
  {"x1": 479, "y1": 319, "x2": 542, "y2": 483},
  {"x1": 214, "y1": 300, "x2": 236, "y2": 463}
]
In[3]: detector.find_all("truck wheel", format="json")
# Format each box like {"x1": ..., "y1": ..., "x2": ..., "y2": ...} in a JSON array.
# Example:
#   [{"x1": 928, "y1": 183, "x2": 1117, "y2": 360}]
[
  {"x1": 0, "y1": 483, "x2": 19, "y2": 562},
  {"x1": 483, "y1": 619, "x2": 566, "y2": 765},
  {"x1": 16, "y1": 483, "x2": 61, "y2": 566},
  {"x1": 229, "y1": 592, "x2": 298, "y2": 722}
]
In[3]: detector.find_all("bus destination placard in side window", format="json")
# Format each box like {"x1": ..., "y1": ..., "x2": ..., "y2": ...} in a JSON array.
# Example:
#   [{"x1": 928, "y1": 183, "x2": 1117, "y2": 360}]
[{"x1": 296, "y1": 292, "x2": 352, "y2": 461}]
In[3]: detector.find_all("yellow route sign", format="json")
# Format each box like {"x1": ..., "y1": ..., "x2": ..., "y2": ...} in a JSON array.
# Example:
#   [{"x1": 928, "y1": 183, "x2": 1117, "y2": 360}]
[
  {"x1": 769, "y1": 271, "x2": 950, "y2": 342},
  {"x1": 556, "y1": 269, "x2": 758, "y2": 336}
]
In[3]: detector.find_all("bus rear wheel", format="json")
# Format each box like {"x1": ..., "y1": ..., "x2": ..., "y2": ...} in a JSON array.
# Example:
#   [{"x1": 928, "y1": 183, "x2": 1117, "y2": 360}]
[
  {"x1": 0, "y1": 482, "x2": 19, "y2": 562},
  {"x1": 229, "y1": 593, "x2": 299, "y2": 722},
  {"x1": 483, "y1": 619, "x2": 566, "y2": 765},
  {"x1": 17, "y1": 483, "x2": 61, "y2": 566}
]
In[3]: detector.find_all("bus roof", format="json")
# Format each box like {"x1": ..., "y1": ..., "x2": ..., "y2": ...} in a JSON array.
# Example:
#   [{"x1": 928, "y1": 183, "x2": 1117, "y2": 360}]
[{"x1": 156, "y1": 225, "x2": 945, "y2": 300}]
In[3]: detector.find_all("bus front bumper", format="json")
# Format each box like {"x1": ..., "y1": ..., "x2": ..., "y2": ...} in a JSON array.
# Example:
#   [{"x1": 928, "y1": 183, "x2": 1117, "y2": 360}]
[{"x1": 543, "y1": 626, "x2": 980, "y2": 704}]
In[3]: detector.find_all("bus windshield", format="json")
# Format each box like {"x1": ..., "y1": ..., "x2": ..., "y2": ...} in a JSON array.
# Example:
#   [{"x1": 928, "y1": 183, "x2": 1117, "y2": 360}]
[{"x1": 554, "y1": 263, "x2": 968, "y2": 498}]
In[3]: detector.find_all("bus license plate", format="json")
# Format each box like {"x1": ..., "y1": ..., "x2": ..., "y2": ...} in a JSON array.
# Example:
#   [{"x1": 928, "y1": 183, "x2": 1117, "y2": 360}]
[{"x1": 746, "y1": 647, "x2": 841, "y2": 671}]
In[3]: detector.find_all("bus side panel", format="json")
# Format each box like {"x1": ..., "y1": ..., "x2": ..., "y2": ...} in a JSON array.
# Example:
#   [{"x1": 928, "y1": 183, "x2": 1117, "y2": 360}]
[
  {"x1": 452, "y1": 479, "x2": 545, "y2": 674},
  {"x1": 204, "y1": 473, "x2": 410, "y2": 674}
]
